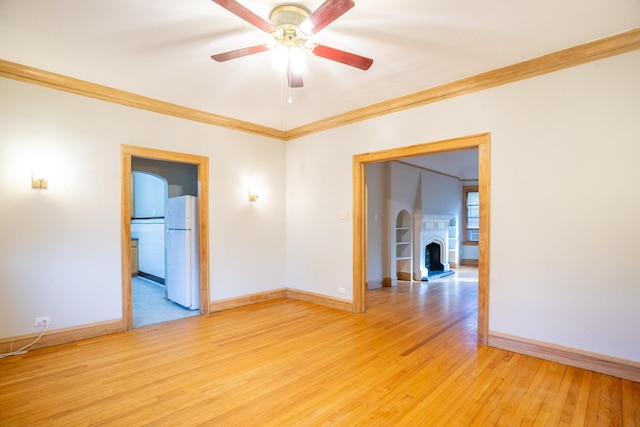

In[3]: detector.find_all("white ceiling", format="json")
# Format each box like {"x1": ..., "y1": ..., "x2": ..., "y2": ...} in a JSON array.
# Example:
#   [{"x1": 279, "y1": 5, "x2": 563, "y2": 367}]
[
  {"x1": 400, "y1": 149, "x2": 478, "y2": 180},
  {"x1": 0, "y1": 0, "x2": 638, "y2": 132}
]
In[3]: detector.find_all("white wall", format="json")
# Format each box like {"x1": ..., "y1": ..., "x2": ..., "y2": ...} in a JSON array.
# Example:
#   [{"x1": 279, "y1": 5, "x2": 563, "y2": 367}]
[
  {"x1": 286, "y1": 50, "x2": 640, "y2": 362},
  {"x1": 0, "y1": 78, "x2": 286, "y2": 337},
  {"x1": 1, "y1": 49, "x2": 638, "y2": 364},
  {"x1": 365, "y1": 162, "x2": 386, "y2": 285},
  {"x1": 420, "y1": 168, "x2": 463, "y2": 218},
  {"x1": 460, "y1": 245, "x2": 478, "y2": 261},
  {"x1": 132, "y1": 171, "x2": 165, "y2": 218}
]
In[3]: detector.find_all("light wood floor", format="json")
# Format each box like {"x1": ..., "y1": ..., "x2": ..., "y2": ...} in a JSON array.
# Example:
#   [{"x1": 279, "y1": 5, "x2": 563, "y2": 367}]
[{"x1": 1, "y1": 268, "x2": 638, "y2": 426}]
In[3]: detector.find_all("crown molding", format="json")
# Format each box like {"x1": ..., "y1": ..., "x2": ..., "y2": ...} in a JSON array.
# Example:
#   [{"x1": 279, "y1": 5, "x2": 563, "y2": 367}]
[
  {"x1": 0, "y1": 59, "x2": 286, "y2": 140},
  {"x1": 285, "y1": 27, "x2": 640, "y2": 140},
  {"x1": 1, "y1": 28, "x2": 638, "y2": 142}
]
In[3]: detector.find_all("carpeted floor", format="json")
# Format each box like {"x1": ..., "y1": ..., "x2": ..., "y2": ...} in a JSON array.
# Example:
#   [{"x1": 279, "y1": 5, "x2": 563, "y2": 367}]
[{"x1": 132, "y1": 277, "x2": 199, "y2": 328}]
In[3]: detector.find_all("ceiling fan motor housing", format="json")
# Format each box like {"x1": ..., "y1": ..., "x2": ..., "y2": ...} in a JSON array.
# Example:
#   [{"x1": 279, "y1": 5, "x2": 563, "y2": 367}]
[{"x1": 270, "y1": 5, "x2": 311, "y2": 47}]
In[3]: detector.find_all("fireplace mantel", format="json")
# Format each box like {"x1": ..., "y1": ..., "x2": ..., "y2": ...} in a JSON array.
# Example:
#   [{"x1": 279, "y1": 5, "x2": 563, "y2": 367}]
[{"x1": 413, "y1": 214, "x2": 453, "y2": 280}]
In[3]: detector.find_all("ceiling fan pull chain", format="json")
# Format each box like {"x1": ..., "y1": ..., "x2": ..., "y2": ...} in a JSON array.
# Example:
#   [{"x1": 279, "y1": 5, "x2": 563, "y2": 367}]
[
  {"x1": 280, "y1": 70, "x2": 284, "y2": 106},
  {"x1": 288, "y1": 50, "x2": 294, "y2": 104}
]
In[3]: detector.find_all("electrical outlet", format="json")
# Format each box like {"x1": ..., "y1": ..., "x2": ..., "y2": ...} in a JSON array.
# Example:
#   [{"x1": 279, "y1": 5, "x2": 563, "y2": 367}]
[
  {"x1": 338, "y1": 287, "x2": 346, "y2": 294},
  {"x1": 34, "y1": 316, "x2": 51, "y2": 327}
]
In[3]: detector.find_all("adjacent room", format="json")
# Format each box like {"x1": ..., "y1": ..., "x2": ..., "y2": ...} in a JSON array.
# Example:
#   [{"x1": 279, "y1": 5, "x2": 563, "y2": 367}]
[{"x1": 130, "y1": 160, "x2": 202, "y2": 327}]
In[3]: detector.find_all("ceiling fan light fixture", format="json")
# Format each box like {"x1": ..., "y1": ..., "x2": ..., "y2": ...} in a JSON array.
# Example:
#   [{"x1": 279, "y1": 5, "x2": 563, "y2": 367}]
[
  {"x1": 289, "y1": 47, "x2": 307, "y2": 73},
  {"x1": 270, "y1": 45, "x2": 306, "y2": 73},
  {"x1": 298, "y1": 18, "x2": 313, "y2": 35},
  {"x1": 270, "y1": 45, "x2": 289, "y2": 72}
]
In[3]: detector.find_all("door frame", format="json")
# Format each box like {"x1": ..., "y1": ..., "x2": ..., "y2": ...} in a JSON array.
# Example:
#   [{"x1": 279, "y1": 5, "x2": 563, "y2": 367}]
[
  {"x1": 352, "y1": 133, "x2": 491, "y2": 344},
  {"x1": 121, "y1": 145, "x2": 210, "y2": 330}
]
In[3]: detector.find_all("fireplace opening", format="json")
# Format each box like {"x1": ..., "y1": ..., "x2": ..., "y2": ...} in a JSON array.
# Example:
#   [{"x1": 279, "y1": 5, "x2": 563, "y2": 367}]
[{"x1": 425, "y1": 242, "x2": 444, "y2": 272}]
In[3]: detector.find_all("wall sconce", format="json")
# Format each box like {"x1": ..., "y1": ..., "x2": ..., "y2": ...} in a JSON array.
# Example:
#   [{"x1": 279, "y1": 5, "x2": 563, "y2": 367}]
[
  {"x1": 31, "y1": 171, "x2": 48, "y2": 190},
  {"x1": 248, "y1": 190, "x2": 259, "y2": 203}
]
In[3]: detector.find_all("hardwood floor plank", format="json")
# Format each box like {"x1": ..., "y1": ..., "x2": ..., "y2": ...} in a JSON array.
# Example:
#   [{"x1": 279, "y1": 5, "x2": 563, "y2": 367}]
[
  {"x1": 1, "y1": 268, "x2": 638, "y2": 426},
  {"x1": 570, "y1": 370, "x2": 594, "y2": 426},
  {"x1": 453, "y1": 350, "x2": 526, "y2": 424},
  {"x1": 482, "y1": 354, "x2": 539, "y2": 425},
  {"x1": 622, "y1": 380, "x2": 640, "y2": 424},
  {"x1": 597, "y1": 375, "x2": 613, "y2": 426},
  {"x1": 610, "y1": 377, "x2": 623, "y2": 426},
  {"x1": 586, "y1": 372, "x2": 605, "y2": 425},
  {"x1": 559, "y1": 368, "x2": 584, "y2": 424},
  {"x1": 498, "y1": 355, "x2": 546, "y2": 424}
]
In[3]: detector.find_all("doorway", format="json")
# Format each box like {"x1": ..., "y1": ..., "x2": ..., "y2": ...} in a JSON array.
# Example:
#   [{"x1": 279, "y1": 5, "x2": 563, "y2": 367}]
[
  {"x1": 130, "y1": 169, "x2": 202, "y2": 327},
  {"x1": 121, "y1": 145, "x2": 210, "y2": 331},
  {"x1": 353, "y1": 133, "x2": 490, "y2": 344}
]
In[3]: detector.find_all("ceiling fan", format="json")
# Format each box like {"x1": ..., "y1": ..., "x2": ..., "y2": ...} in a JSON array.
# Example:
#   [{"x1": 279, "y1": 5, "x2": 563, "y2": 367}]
[{"x1": 210, "y1": 0, "x2": 373, "y2": 88}]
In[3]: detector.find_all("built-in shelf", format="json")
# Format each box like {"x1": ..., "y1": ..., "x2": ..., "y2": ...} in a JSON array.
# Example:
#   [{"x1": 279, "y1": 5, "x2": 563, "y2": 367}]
[
  {"x1": 395, "y1": 211, "x2": 412, "y2": 280},
  {"x1": 448, "y1": 223, "x2": 459, "y2": 268}
]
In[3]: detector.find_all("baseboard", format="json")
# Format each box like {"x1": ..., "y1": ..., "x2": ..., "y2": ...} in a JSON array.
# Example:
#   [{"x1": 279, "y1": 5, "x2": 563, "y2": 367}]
[
  {"x1": 286, "y1": 288, "x2": 353, "y2": 312},
  {"x1": 488, "y1": 331, "x2": 640, "y2": 382},
  {"x1": 138, "y1": 271, "x2": 165, "y2": 285},
  {"x1": 0, "y1": 289, "x2": 349, "y2": 354},
  {"x1": 381, "y1": 277, "x2": 395, "y2": 287},
  {"x1": 367, "y1": 280, "x2": 383, "y2": 290},
  {"x1": 209, "y1": 289, "x2": 287, "y2": 312},
  {"x1": 0, "y1": 319, "x2": 123, "y2": 354},
  {"x1": 460, "y1": 259, "x2": 479, "y2": 266},
  {"x1": 396, "y1": 271, "x2": 412, "y2": 281}
]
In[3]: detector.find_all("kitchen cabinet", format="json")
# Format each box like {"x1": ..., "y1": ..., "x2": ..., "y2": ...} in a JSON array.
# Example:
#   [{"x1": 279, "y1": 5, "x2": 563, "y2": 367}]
[{"x1": 131, "y1": 238, "x2": 139, "y2": 276}]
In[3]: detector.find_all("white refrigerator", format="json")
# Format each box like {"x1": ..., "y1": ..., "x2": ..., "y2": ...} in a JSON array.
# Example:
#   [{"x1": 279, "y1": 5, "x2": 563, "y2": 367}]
[{"x1": 165, "y1": 195, "x2": 199, "y2": 310}]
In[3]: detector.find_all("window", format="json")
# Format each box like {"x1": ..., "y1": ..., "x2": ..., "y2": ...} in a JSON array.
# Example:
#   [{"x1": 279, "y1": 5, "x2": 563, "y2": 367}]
[{"x1": 463, "y1": 186, "x2": 479, "y2": 243}]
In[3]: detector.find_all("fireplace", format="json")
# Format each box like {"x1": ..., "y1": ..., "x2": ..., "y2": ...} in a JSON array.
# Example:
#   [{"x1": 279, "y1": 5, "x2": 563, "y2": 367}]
[
  {"x1": 413, "y1": 214, "x2": 453, "y2": 280},
  {"x1": 425, "y1": 242, "x2": 445, "y2": 272}
]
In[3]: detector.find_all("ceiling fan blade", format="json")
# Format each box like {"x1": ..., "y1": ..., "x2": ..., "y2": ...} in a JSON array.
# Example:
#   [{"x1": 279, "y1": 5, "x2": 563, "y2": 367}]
[
  {"x1": 302, "y1": 0, "x2": 355, "y2": 35},
  {"x1": 211, "y1": 45, "x2": 270, "y2": 62},
  {"x1": 287, "y1": 72, "x2": 304, "y2": 88},
  {"x1": 211, "y1": 0, "x2": 275, "y2": 33},
  {"x1": 287, "y1": 59, "x2": 304, "y2": 88},
  {"x1": 311, "y1": 44, "x2": 373, "y2": 70}
]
